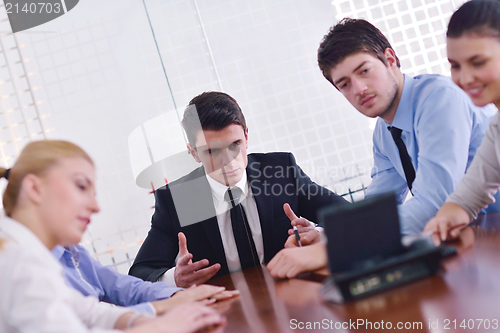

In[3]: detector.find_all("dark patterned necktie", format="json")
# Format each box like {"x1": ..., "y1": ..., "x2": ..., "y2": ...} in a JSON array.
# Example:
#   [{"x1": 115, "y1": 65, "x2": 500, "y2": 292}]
[
  {"x1": 388, "y1": 126, "x2": 416, "y2": 192},
  {"x1": 224, "y1": 187, "x2": 259, "y2": 269}
]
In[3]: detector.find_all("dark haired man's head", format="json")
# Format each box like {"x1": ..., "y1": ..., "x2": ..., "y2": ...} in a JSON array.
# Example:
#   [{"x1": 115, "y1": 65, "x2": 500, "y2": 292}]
[
  {"x1": 182, "y1": 91, "x2": 246, "y2": 147},
  {"x1": 447, "y1": 0, "x2": 500, "y2": 39},
  {"x1": 318, "y1": 18, "x2": 404, "y2": 123},
  {"x1": 318, "y1": 18, "x2": 400, "y2": 85},
  {"x1": 182, "y1": 91, "x2": 249, "y2": 187}
]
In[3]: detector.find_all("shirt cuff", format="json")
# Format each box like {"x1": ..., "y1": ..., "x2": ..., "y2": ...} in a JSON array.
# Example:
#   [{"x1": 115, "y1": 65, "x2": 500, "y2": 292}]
[
  {"x1": 126, "y1": 302, "x2": 156, "y2": 316},
  {"x1": 161, "y1": 267, "x2": 177, "y2": 287},
  {"x1": 147, "y1": 302, "x2": 156, "y2": 316}
]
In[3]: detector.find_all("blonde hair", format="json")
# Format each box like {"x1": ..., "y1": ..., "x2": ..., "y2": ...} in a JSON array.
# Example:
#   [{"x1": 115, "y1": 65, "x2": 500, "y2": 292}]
[{"x1": 1, "y1": 140, "x2": 93, "y2": 216}]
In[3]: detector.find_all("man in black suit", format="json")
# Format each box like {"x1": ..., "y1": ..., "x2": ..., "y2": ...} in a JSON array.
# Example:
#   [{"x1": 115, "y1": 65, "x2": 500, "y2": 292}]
[{"x1": 129, "y1": 92, "x2": 347, "y2": 287}]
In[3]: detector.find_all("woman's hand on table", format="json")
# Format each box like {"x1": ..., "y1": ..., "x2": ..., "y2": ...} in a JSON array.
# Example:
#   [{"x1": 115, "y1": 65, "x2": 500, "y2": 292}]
[
  {"x1": 152, "y1": 284, "x2": 239, "y2": 315},
  {"x1": 423, "y1": 202, "x2": 470, "y2": 243}
]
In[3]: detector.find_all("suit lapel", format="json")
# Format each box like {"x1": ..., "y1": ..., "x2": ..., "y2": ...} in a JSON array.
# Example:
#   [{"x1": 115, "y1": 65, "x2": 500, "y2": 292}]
[
  {"x1": 201, "y1": 217, "x2": 229, "y2": 274},
  {"x1": 247, "y1": 155, "x2": 274, "y2": 263},
  {"x1": 194, "y1": 167, "x2": 229, "y2": 274}
]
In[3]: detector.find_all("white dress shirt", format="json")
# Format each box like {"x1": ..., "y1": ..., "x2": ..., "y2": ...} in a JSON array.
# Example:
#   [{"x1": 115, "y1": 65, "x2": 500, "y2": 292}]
[
  {"x1": 0, "y1": 217, "x2": 131, "y2": 333},
  {"x1": 163, "y1": 170, "x2": 264, "y2": 286}
]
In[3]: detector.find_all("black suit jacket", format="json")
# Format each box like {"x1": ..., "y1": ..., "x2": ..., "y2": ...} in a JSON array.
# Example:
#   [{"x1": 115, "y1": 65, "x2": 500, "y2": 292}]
[{"x1": 129, "y1": 152, "x2": 348, "y2": 281}]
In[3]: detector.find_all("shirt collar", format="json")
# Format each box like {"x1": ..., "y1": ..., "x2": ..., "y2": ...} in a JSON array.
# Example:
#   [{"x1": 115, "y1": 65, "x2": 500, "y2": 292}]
[
  {"x1": 52, "y1": 244, "x2": 66, "y2": 260},
  {"x1": 387, "y1": 74, "x2": 414, "y2": 133},
  {"x1": 0, "y1": 216, "x2": 56, "y2": 260},
  {"x1": 206, "y1": 170, "x2": 248, "y2": 204}
]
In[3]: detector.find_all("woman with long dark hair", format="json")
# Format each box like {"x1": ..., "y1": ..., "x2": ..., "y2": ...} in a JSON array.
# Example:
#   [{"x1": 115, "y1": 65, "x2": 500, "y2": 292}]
[{"x1": 425, "y1": 0, "x2": 500, "y2": 240}]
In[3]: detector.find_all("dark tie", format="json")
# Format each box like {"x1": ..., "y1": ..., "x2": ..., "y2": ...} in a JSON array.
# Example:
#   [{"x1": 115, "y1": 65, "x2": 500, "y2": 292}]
[
  {"x1": 224, "y1": 187, "x2": 259, "y2": 270},
  {"x1": 388, "y1": 126, "x2": 416, "y2": 192}
]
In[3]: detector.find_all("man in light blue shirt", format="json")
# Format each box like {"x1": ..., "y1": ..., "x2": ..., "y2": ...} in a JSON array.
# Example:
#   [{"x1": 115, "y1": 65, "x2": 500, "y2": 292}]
[
  {"x1": 52, "y1": 245, "x2": 180, "y2": 314},
  {"x1": 52, "y1": 245, "x2": 236, "y2": 315},
  {"x1": 317, "y1": 18, "x2": 497, "y2": 234}
]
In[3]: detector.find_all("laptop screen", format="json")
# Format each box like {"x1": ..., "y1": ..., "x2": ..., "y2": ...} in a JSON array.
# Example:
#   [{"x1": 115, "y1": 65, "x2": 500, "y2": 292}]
[{"x1": 319, "y1": 192, "x2": 403, "y2": 273}]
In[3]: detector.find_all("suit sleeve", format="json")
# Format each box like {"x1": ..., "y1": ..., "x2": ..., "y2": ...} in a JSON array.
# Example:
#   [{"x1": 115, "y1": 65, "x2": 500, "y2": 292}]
[
  {"x1": 129, "y1": 189, "x2": 180, "y2": 282},
  {"x1": 290, "y1": 153, "x2": 349, "y2": 224}
]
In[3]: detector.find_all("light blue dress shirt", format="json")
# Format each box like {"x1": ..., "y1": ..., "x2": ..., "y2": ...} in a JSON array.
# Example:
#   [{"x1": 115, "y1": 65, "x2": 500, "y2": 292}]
[
  {"x1": 365, "y1": 74, "x2": 497, "y2": 234},
  {"x1": 52, "y1": 245, "x2": 181, "y2": 315}
]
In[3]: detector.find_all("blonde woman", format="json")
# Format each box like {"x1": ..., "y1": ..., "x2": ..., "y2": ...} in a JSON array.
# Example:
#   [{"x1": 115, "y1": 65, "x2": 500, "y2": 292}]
[{"x1": 0, "y1": 140, "x2": 226, "y2": 333}]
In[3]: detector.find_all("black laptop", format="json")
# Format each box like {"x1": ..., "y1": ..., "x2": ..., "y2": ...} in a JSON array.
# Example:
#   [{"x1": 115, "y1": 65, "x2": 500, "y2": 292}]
[{"x1": 318, "y1": 192, "x2": 443, "y2": 302}]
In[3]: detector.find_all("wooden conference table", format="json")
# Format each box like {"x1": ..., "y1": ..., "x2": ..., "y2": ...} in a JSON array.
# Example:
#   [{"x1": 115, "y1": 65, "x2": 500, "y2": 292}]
[{"x1": 208, "y1": 214, "x2": 500, "y2": 332}]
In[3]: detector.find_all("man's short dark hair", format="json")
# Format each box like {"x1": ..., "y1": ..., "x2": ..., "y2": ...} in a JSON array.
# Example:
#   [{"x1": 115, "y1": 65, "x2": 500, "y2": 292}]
[
  {"x1": 182, "y1": 91, "x2": 247, "y2": 146},
  {"x1": 317, "y1": 18, "x2": 401, "y2": 86}
]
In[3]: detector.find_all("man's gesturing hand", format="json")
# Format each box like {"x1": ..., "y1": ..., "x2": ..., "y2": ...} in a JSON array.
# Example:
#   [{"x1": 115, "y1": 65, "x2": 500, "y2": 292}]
[
  {"x1": 174, "y1": 232, "x2": 221, "y2": 288},
  {"x1": 283, "y1": 203, "x2": 320, "y2": 247}
]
